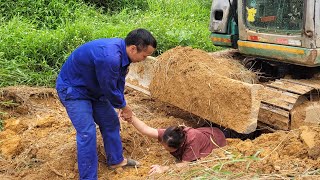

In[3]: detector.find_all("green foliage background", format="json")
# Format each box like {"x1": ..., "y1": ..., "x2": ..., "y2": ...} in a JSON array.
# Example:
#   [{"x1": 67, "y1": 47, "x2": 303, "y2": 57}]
[{"x1": 0, "y1": 0, "x2": 219, "y2": 88}]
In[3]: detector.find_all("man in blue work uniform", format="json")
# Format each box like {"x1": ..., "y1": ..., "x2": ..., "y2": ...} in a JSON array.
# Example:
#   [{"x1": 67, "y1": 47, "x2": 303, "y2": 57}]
[{"x1": 56, "y1": 28, "x2": 157, "y2": 180}]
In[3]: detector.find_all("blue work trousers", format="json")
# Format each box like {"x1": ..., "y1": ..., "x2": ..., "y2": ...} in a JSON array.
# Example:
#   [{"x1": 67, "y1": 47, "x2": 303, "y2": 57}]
[{"x1": 57, "y1": 89, "x2": 124, "y2": 180}]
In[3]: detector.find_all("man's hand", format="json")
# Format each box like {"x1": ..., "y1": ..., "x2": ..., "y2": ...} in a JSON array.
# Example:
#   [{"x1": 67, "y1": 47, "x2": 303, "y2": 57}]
[
  {"x1": 149, "y1": 164, "x2": 169, "y2": 175},
  {"x1": 119, "y1": 105, "x2": 133, "y2": 122}
]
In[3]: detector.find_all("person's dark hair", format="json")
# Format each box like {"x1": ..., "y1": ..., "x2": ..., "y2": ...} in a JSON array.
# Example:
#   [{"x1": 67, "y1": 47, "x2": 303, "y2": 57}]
[
  {"x1": 162, "y1": 126, "x2": 186, "y2": 149},
  {"x1": 125, "y1": 28, "x2": 157, "y2": 52}
]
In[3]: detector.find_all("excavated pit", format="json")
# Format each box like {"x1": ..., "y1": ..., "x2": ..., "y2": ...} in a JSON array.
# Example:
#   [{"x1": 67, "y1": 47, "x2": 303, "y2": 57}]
[{"x1": 1, "y1": 86, "x2": 320, "y2": 179}]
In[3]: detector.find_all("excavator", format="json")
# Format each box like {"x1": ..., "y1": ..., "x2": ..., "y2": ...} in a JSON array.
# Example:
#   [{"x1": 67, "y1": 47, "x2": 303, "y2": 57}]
[{"x1": 126, "y1": 0, "x2": 320, "y2": 134}]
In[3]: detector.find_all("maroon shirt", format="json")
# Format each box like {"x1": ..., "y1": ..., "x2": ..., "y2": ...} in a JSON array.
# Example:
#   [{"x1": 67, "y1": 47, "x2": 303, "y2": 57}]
[{"x1": 158, "y1": 127, "x2": 226, "y2": 162}]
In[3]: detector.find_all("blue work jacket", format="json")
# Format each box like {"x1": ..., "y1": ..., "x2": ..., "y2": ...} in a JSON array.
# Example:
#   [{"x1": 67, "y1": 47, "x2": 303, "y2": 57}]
[{"x1": 56, "y1": 38, "x2": 130, "y2": 109}]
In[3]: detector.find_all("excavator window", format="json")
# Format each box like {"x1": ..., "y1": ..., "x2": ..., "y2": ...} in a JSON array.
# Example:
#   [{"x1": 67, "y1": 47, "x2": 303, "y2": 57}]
[
  {"x1": 214, "y1": 10, "x2": 224, "y2": 21},
  {"x1": 244, "y1": 0, "x2": 304, "y2": 34}
]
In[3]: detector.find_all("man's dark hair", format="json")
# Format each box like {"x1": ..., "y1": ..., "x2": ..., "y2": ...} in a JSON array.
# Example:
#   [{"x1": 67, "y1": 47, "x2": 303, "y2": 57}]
[
  {"x1": 162, "y1": 126, "x2": 186, "y2": 149},
  {"x1": 125, "y1": 28, "x2": 157, "y2": 52}
]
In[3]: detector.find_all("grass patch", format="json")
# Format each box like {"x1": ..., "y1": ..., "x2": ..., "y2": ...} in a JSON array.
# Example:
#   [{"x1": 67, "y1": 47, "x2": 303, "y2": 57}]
[
  {"x1": 0, "y1": 0, "x2": 221, "y2": 87},
  {"x1": 177, "y1": 151, "x2": 262, "y2": 179}
]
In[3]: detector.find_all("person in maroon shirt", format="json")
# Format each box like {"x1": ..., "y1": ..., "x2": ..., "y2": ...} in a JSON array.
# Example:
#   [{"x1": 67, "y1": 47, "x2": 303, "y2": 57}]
[{"x1": 127, "y1": 115, "x2": 227, "y2": 175}]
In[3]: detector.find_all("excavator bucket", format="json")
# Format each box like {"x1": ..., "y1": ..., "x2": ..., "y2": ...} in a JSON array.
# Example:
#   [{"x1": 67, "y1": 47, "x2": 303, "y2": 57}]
[
  {"x1": 126, "y1": 49, "x2": 262, "y2": 134},
  {"x1": 126, "y1": 47, "x2": 320, "y2": 133}
]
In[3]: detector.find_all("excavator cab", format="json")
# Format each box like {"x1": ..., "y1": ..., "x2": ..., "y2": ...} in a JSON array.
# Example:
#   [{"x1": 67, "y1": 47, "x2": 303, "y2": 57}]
[
  {"x1": 209, "y1": 0, "x2": 238, "y2": 47},
  {"x1": 210, "y1": 0, "x2": 320, "y2": 67},
  {"x1": 210, "y1": 0, "x2": 320, "y2": 131}
]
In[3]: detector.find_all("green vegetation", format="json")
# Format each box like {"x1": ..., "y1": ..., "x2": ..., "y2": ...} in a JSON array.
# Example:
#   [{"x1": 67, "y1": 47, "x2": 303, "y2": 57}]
[
  {"x1": 171, "y1": 150, "x2": 262, "y2": 179},
  {"x1": 0, "y1": 0, "x2": 219, "y2": 88},
  {"x1": 167, "y1": 150, "x2": 320, "y2": 179}
]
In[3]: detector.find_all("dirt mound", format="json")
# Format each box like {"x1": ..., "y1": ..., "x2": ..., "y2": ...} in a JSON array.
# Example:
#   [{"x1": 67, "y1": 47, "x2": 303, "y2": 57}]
[
  {"x1": 0, "y1": 86, "x2": 320, "y2": 179},
  {"x1": 0, "y1": 86, "x2": 56, "y2": 118},
  {"x1": 149, "y1": 46, "x2": 261, "y2": 133},
  {"x1": 180, "y1": 126, "x2": 320, "y2": 179}
]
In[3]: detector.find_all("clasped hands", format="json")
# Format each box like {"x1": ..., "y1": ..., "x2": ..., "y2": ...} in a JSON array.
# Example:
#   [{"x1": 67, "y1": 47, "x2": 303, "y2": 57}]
[{"x1": 118, "y1": 105, "x2": 133, "y2": 123}]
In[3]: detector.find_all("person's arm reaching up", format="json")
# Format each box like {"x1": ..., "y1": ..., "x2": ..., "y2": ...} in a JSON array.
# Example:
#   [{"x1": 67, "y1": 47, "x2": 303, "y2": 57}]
[{"x1": 131, "y1": 115, "x2": 158, "y2": 139}]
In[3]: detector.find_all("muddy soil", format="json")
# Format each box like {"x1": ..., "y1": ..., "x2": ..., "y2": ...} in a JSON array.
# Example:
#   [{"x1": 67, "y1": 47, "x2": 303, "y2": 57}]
[{"x1": 0, "y1": 86, "x2": 319, "y2": 180}]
